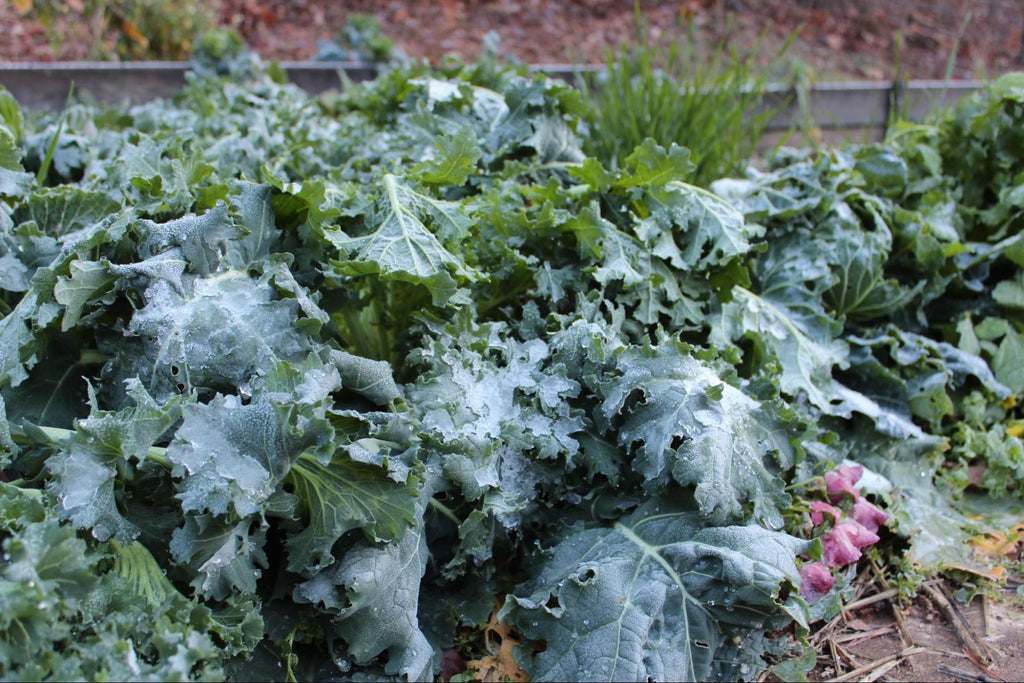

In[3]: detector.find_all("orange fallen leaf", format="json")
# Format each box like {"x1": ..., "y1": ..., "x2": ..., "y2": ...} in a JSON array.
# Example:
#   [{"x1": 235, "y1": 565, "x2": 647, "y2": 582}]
[{"x1": 466, "y1": 604, "x2": 530, "y2": 682}]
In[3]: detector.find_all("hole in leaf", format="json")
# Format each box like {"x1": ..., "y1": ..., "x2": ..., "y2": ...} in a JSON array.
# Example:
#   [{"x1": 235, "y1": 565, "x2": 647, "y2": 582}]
[{"x1": 573, "y1": 567, "x2": 597, "y2": 585}]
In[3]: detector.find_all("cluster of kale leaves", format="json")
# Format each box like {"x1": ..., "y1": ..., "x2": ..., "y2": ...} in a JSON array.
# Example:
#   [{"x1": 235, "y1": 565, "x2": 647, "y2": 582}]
[{"x1": 2, "y1": 49, "x2": 1024, "y2": 682}]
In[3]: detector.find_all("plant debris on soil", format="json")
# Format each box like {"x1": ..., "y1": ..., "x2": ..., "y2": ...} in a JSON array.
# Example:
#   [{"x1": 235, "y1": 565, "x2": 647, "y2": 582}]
[{"x1": 795, "y1": 569, "x2": 1024, "y2": 683}]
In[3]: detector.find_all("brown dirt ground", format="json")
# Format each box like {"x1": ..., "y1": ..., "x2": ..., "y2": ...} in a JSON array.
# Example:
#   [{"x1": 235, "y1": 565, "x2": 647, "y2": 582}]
[
  {"x1": 3, "y1": 1, "x2": 1024, "y2": 681},
  {"x1": 797, "y1": 577, "x2": 1024, "y2": 683},
  {"x1": 2, "y1": 0, "x2": 1024, "y2": 81}
]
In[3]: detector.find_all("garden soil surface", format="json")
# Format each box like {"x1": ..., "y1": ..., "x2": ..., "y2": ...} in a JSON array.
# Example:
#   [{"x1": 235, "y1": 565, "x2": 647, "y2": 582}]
[
  {"x1": 3, "y1": 1, "x2": 1024, "y2": 681},
  {"x1": 2, "y1": 0, "x2": 1024, "y2": 81}
]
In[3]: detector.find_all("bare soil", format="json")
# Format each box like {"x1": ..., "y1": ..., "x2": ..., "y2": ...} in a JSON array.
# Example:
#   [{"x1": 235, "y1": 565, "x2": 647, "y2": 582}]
[
  {"x1": 3, "y1": 1, "x2": 1024, "y2": 82},
  {"x1": 801, "y1": 578, "x2": 1024, "y2": 683}
]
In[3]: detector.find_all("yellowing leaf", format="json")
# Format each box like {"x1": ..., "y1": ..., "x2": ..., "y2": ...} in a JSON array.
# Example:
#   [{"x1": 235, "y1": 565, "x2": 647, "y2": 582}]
[
  {"x1": 121, "y1": 20, "x2": 150, "y2": 49},
  {"x1": 467, "y1": 605, "x2": 530, "y2": 683}
]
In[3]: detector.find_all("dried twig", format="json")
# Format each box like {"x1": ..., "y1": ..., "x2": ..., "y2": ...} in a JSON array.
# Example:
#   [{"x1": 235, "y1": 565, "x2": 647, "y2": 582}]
[
  {"x1": 964, "y1": 647, "x2": 1008, "y2": 682},
  {"x1": 833, "y1": 624, "x2": 898, "y2": 646},
  {"x1": 843, "y1": 588, "x2": 900, "y2": 614},
  {"x1": 866, "y1": 558, "x2": 915, "y2": 649},
  {"x1": 824, "y1": 646, "x2": 933, "y2": 682},
  {"x1": 937, "y1": 663, "x2": 1001, "y2": 682},
  {"x1": 921, "y1": 583, "x2": 995, "y2": 667}
]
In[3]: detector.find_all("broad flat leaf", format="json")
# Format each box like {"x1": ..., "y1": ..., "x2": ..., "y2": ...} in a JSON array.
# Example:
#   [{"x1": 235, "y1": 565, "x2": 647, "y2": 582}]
[
  {"x1": 991, "y1": 325, "x2": 1024, "y2": 394},
  {"x1": 47, "y1": 381, "x2": 185, "y2": 542},
  {"x1": 53, "y1": 259, "x2": 115, "y2": 330},
  {"x1": 169, "y1": 515, "x2": 268, "y2": 600},
  {"x1": 0, "y1": 293, "x2": 43, "y2": 389},
  {"x1": 714, "y1": 288, "x2": 931, "y2": 440},
  {"x1": 598, "y1": 341, "x2": 792, "y2": 525},
  {"x1": 0, "y1": 127, "x2": 31, "y2": 199},
  {"x1": 135, "y1": 205, "x2": 239, "y2": 276},
  {"x1": 2, "y1": 503, "x2": 101, "y2": 608},
  {"x1": 295, "y1": 491, "x2": 434, "y2": 681},
  {"x1": 639, "y1": 181, "x2": 755, "y2": 272},
  {"x1": 502, "y1": 501, "x2": 807, "y2": 683},
  {"x1": 415, "y1": 127, "x2": 482, "y2": 185},
  {"x1": 0, "y1": 89, "x2": 22, "y2": 141},
  {"x1": 327, "y1": 174, "x2": 477, "y2": 304},
  {"x1": 713, "y1": 287, "x2": 848, "y2": 414},
  {"x1": 0, "y1": 166, "x2": 34, "y2": 200},
  {"x1": 112, "y1": 136, "x2": 217, "y2": 215},
  {"x1": 331, "y1": 349, "x2": 402, "y2": 406},
  {"x1": 389, "y1": 180, "x2": 476, "y2": 245},
  {"x1": 0, "y1": 254, "x2": 30, "y2": 293},
  {"x1": 11, "y1": 187, "x2": 120, "y2": 239},
  {"x1": 993, "y1": 271, "x2": 1024, "y2": 311},
  {"x1": 616, "y1": 139, "x2": 695, "y2": 189},
  {"x1": 0, "y1": 396, "x2": 15, "y2": 467},
  {"x1": 409, "y1": 333, "x2": 583, "y2": 462},
  {"x1": 168, "y1": 396, "x2": 289, "y2": 518},
  {"x1": 284, "y1": 452, "x2": 420, "y2": 573},
  {"x1": 853, "y1": 146, "x2": 908, "y2": 192},
  {"x1": 225, "y1": 180, "x2": 280, "y2": 268},
  {"x1": 104, "y1": 272, "x2": 310, "y2": 403},
  {"x1": 522, "y1": 114, "x2": 585, "y2": 164}
]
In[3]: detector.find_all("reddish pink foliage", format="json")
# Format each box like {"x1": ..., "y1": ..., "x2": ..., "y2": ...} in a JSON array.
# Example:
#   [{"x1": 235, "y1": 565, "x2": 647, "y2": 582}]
[
  {"x1": 824, "y1": 464, "x2": 864, "y2": 503},
  {"x1": 823, "y1": 520, "x2": 880, "y2": 567},
  {"x1": 851, "y1": 498, "x2": 889, "y2": 534},
  {"x1": 798, "y1": 561, "x2": 836, "y2": 603},
  {"x1": 809, "y1": 500, "x2": 840, "y2": 526}
]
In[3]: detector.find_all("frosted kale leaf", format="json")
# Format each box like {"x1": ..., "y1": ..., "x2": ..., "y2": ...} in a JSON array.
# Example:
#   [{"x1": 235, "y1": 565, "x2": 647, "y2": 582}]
[
  {"x1": 102, "y1": 272, "x2": 310, "y2": 403},
  {"x1": 45, "y1": 381, "x2": 185, "y2": 542},
  {"x1": 295, "y1": 489, "x2": 435, "y2": 682},
  {"x1": 326, "y1": 173, "x2": 478, "y2": 304},
  {"x1": 502, "y1": 501, "x2": 807, "y2": 683},
  {"x1": 598, "y1": 339, "x2": 793, "y2": 525}
]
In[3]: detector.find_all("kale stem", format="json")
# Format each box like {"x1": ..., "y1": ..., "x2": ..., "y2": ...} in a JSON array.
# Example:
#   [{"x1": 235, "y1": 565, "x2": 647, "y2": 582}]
[
  {"x1": 785, "y1": 476, "x2": 826, "y2": 492},
  {"x1": 32, "y1": 425, "x2": 172, "y2": 469},
  {"x1": 428, "y1": 497, "x2": 461, "y2": 526}
]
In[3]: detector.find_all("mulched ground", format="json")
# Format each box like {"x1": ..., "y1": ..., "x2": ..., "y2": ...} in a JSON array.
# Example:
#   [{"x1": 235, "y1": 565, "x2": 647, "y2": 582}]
[{"x1": 3, "y1": 0, "x2": 1024, "y2": 81}]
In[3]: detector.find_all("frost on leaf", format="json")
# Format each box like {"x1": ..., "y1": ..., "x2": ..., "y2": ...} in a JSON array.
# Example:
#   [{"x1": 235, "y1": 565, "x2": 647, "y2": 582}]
[
  {"x1": 598, "y1": 340, "x2": 792, "y2": 525},
  {"x1": 295, "y1": 491, "x2": 434, "y2": 682},
  {"x1": 502, "y1": 501, "x2": 807, "y2": 683},
  {"x1": 103, "y1": 273, "x2": 310, "y2": 404}
]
